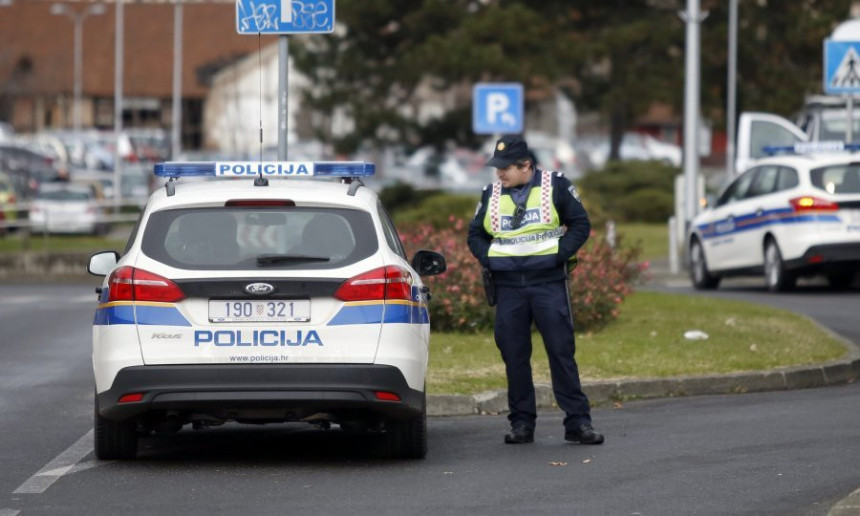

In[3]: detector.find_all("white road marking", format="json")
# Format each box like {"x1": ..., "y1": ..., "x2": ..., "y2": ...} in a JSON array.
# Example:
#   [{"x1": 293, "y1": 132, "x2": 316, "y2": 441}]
[
  {"x1": 0, "y1": 296, "x2": 44, "y2": 306},
  {"x1": 0, "y1": 509, "x2": 21, "y2": 516},
  {"x1": 13, "y1": 430, "x2": 98, "y2": 494},
  {"x1": 0, "y1": 294, "x2": 95, "y2": 307}
]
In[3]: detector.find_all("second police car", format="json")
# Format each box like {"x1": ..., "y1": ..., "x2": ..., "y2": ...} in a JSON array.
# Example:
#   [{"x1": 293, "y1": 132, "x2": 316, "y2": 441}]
[
  {"x1": 688, "y1": 143, "x2": 860, "y2": 291},
  {"x1": 87, "y1": 161, "x2": 446, "y2": 459}
]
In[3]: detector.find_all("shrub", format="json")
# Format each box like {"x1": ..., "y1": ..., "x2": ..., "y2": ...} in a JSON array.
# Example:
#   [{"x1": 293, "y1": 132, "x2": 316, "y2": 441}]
[
  {"x1": 378, "y1": 181, "x2": 441, "y2": 215},
  {"x1": 399, "y1": 218, "x2": 647, "y2": 333},
  {"x1": 569, "y1": 232, "x2": 648, "y2": 331},
  {"x1": 577, "y1": 160, "x2": 677, "y2": 223},
  {"x1": 617, "y1": 187, "x2": 674, "y2": 223},
  {"x1": 393, "y1": 193, "x2": 480, "y2": 229}
]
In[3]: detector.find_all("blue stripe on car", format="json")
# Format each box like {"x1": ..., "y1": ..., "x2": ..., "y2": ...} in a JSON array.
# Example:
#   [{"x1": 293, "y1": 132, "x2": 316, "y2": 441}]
[
  {"x1": 697, "y1": 209, "x2": 841, "y2": 239},
  {"x1": 327, "y1": 302, "x2": 429, "y2": 326},
  {"x1": 93, "y1": 303, "x2": 191, "y2": 327}
]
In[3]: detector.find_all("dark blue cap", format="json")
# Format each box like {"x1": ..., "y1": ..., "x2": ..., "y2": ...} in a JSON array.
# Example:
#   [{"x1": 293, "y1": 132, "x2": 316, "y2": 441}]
[{"x1": 485, "y1": 135, "x2": 530, "y2": 168}]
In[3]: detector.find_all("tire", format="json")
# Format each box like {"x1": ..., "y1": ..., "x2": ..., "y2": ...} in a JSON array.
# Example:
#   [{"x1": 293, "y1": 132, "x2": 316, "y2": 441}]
[
  {"x1": 689, "y1": 239, "x2": 720, "y2": 290},
  {"x1": 384, "y1": 392, "x2": 427, "y2": 459},
  {"x1": 94, "y1": 395, "x2": 138, "y2": 460},
  {"x1": 764, "y1": 239, "x2": 795, "y2": 292}
]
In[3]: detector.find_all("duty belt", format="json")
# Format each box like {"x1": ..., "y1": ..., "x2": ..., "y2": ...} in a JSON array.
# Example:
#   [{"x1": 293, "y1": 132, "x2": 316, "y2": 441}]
[{"x1": 493, "y1": 227, "x2": 565, "y2": 246}]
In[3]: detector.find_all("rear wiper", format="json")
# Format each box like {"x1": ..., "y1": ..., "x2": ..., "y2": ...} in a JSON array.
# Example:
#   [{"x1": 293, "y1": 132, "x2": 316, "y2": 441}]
[{"x1": 256, "y1": 254, "x2": 330, "y2": 265}]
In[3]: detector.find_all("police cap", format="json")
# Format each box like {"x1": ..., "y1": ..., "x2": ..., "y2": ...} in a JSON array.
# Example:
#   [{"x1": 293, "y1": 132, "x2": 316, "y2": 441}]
[{"x1": 485, "y1": 135, "x2": 530, "y2": 169}]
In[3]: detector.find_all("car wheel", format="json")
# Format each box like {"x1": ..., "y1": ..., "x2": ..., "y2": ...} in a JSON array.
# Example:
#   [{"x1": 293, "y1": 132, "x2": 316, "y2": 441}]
[
  {"x1": 384, "y1": 392, "x2": 427, "y2": 459},
  {"x1": 764, "y1": 239, "x2": 795, "y2": 292},
  {"x1": 689, "y1": 239, "x2": 720, "y2": 290},
  {"x1": 94, "y1": 395, "x2": 138, "y2": 460},
  {"x1": 826, "y1": 273, "x2": 855, "y2": 290}
]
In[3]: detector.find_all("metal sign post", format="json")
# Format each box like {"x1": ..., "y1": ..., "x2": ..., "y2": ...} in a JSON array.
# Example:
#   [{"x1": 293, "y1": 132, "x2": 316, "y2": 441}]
[
  {"x1": 235, "y1": 0, "x2": 335, "y2": 160},
  {"x1": 680, "y1": 0, "x2": 706, "y2": 232},
  {"x1": 825, "y1": 30, "x2": 860, "y2": 142}
]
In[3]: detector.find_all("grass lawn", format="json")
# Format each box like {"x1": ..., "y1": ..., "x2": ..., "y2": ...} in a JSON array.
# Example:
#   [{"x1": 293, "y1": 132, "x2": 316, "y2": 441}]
[
  {"x1": 0, "y1": 233, "x2": 128, "y2": 253},
  {"x1": 427, "y1": 290, "x2": 849, "y2": 395},
  {"x1": 614, "y1": 222, "x2": 668, "y2": 262}
]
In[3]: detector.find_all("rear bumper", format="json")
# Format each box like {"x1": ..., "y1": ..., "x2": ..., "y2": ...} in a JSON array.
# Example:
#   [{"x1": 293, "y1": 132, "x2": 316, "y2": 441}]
[
  {"x1": 97, "y1": 363, "x2": 424, "y2": 422},
  {"x1": 786, "y1": 243, "x2": 860, "y2": 275}
]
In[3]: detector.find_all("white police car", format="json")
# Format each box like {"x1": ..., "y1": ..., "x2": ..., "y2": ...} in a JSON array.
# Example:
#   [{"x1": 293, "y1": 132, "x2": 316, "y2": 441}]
[
  {"x1": 87, "y1": 161, "x2": 446, "y2": 459},
  {"x1": 688, "y1": 146, "x2": 860, "y2": 291}
]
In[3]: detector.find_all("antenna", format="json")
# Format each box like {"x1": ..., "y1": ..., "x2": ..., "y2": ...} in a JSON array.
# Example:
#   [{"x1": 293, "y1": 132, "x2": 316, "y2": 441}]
[{"x1": 256, "y1": 32, "x2": 268, "y2": 187}]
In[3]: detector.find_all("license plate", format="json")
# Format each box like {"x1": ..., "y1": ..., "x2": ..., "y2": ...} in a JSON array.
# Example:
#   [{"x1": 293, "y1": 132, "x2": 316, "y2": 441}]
[{"x1": 209, "y1": 300, "x2": 310, "y2": 322}]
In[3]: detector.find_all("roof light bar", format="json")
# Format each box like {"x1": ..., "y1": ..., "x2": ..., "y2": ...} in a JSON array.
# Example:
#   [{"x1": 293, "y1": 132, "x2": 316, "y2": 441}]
[
  {"x1": 154, "y1": 161, "x2": 376, "y2": 178},
  {"x1": 762, "y1": 141, "x2": 860, "y2": 156}
]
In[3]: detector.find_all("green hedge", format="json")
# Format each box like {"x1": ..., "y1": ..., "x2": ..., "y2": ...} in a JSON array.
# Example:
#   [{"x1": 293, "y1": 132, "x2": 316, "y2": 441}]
[{"x1": 577, "y1": 160, "x2": 677, "y2": 224}]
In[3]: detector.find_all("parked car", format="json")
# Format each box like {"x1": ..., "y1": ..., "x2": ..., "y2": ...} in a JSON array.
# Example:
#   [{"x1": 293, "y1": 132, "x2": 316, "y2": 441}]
[
  {"x1": 29, "y1": 182, "x2": 107, "y2": 235},
  {"x1": 86, "y1": 161, "x2": 447, "y2": 459},
  {"x1": 688, "y1": 151, "x2": 860, "y2": 291},
  {"x1": 577, "y1": 132, "x2": 681, "y2": 171},
  {"x1": 523, "y1": 132, "x2": 582, "y2": 178}
]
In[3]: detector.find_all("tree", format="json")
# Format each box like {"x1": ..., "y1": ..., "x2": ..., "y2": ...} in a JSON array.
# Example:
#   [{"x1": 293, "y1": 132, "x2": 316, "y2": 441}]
[
  {"x1": 700, "y1": 0, "x2": 852, "y2": 127},
  {"x1": 291, "y1": 0, "x2": 853, "y2": 158},
  {"x1": 291, "y1": 0, "x2": 562, "y2": 154}
]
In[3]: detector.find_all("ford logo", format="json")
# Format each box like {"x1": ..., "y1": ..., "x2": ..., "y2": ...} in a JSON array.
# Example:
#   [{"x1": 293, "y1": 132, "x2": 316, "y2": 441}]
[{"x1": 244, "y1": 283, "x2": 275, "y2": 296}]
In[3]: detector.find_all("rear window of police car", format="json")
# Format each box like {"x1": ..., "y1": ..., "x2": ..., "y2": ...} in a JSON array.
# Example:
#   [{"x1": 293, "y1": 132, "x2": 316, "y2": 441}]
[
  {"x1": 141, "y1": 207, "x2": 378, "y2": 270},
  {"x1": 811, "y1": 164, "x2": 860, "y2": 194}
]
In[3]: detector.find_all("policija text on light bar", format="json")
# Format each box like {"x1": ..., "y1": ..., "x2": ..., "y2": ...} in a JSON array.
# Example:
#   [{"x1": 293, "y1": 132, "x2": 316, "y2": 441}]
[{"x1": 153, "y1": 161, "x2": 376, "y2": 178}]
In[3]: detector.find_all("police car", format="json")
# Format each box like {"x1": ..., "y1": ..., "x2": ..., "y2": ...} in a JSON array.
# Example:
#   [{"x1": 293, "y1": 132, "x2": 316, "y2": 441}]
[
  {"x1": 688, "y1": 144, "x2": 860, "y2": 291},
  {"x1": 87, "y1": 161, "x2": 446, "y2": 459}
]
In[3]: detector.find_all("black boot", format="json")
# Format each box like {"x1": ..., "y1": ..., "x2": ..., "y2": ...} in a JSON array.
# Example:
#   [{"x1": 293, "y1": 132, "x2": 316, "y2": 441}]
[
  {"x1": 504, "y1": 423, "x2": 534, "y2": 444},
  {"x1": 564, "y1": 423, "x2": 604, "y2": 445}
]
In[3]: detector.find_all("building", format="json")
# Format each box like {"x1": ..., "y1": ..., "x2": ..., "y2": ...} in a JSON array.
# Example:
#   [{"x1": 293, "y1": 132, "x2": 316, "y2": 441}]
[{"x1": 0, "y1": 0, "x2": 277, "y2": 149}]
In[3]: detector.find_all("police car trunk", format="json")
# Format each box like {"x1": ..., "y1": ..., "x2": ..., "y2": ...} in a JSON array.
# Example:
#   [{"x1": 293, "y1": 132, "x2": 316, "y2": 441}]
[{"x1": 93, "y1": 164, "x2": 433, "y2": 434}]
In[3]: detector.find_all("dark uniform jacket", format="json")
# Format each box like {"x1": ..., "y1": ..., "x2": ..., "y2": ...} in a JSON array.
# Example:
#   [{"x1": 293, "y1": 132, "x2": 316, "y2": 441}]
[{"x1": 467, "y1": 168, "x2": 590, "y2": 287}]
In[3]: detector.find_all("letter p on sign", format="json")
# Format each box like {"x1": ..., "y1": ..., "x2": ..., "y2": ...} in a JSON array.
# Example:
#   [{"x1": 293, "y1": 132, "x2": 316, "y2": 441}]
[{"x1": 486, "y1": 93, "x2": 510, "y2": 124}]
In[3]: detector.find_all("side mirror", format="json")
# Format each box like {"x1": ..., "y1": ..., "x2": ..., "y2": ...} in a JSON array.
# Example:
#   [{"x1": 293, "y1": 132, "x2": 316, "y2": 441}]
[
  {"x1": 88, "y1": 250, "x2": 119, "y2": 276},
  {"x1": 410, "y1": 250, "x2": 447, "y2": 276}
]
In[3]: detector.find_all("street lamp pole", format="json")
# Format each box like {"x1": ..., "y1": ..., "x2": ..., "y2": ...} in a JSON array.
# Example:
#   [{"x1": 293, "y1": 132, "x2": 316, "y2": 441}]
[{"x1": 51, "y1": 3, "x2": 106, "y2": 134}]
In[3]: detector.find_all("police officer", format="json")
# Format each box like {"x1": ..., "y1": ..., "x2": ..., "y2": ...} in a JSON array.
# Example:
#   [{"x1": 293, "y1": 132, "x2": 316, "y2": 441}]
[{"x1": 467, "y1": 134, "x2": 603, "y2": 445}]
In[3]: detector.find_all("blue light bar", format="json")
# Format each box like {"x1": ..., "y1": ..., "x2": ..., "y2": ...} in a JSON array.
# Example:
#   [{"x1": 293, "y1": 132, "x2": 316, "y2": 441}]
[
  {"x1": 762, "y1": 141, "x2": 860, "y2": 156},
  {"x1": 154, "y1": 161, "x2": 376, "y2": 178}
]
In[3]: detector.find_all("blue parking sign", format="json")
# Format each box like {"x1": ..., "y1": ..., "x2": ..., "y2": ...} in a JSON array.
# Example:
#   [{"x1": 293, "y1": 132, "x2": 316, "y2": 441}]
[
  {"x1": 824, "y1": 39, "x2": 860, "y2": 94},
  {"x1": 473, "y1": 83, "x2": 524, "y2": 135},
  {"x1": 236, "y1": 0, "x2": 335, "y2": 34}
]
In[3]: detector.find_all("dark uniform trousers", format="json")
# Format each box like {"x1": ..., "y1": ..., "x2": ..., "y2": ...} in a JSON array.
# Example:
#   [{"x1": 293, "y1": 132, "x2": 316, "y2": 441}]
[{"x1": 494, "y1": 280, "x2": 591, "y2": 431}]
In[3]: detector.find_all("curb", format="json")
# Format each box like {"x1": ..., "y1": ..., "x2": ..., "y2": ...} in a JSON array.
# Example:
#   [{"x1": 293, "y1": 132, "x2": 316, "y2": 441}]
[
  {"x1": 428, "y1": 356, "x2": 860, "y2": 417},
  {"x1": 829, "y1": 487, "x2": 860, "y2": 516},
  {"x1": 0, "y1": 251, "x2": 92, "y2": 279}
]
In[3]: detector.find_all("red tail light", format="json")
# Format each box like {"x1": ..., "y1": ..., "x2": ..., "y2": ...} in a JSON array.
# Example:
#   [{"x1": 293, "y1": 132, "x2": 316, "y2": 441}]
[
  {"x1": 789, "y1": 196, "x2": 839, "y2": 212},
  {"x1": 334, "y1": 266, "x2": 413, "y2": 302},
  {"x1": 107, "y1": 266, "x2": 185, "y2": 303},
  {"x1": 374, "y1": 391, "x2": 401, "y2": 402}
]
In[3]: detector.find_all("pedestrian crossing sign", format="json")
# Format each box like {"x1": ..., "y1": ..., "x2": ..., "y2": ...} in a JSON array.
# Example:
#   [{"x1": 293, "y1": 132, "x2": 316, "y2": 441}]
[{"x1": 824, "y1": 39, "x2": 860, "y2": 94}]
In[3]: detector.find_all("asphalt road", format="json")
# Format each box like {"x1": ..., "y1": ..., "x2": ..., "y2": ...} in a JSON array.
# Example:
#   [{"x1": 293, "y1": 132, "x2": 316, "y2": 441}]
[{"x1": 1, "y1": 282, "x2": 858, "y2": 516}]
